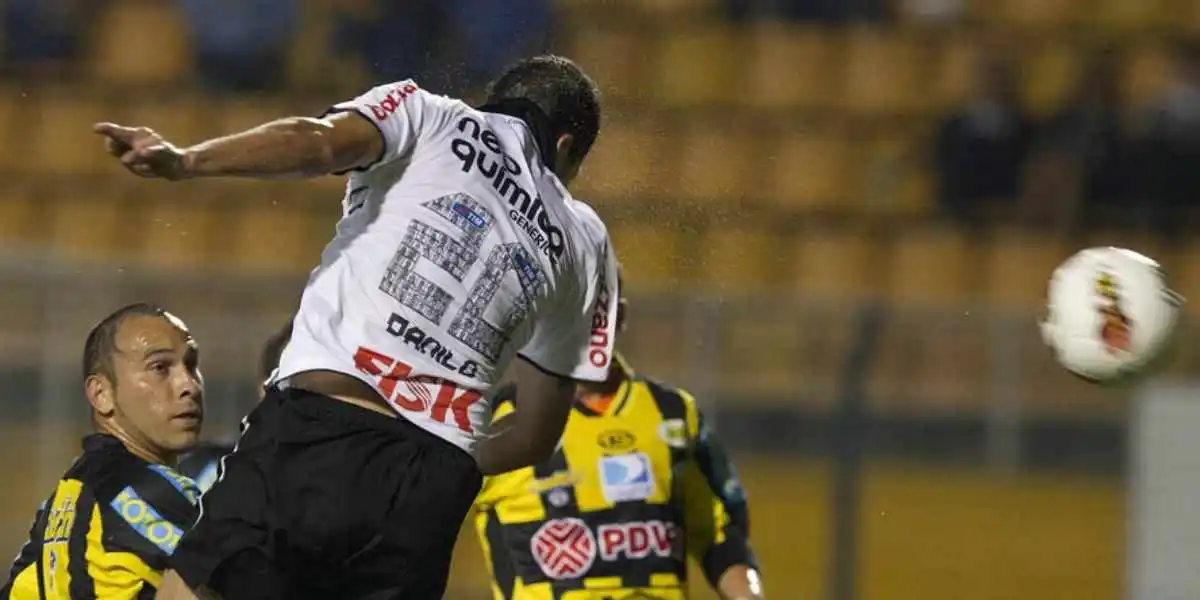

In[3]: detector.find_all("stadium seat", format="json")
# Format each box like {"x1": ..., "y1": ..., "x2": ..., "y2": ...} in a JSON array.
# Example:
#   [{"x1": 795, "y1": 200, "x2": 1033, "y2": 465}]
[
  {"x1": 982, "y1": 228, "x2": 1070, "y2": 311},
  {"x1": 1093, "y1": 0, "x2": 1173, "y2": 31},
  {"x1": 115, "y1": 95, "x2": 208, "y2": 149},
  {"x1": 840, "y1": 27, "x2": 926, "y2": 115},
  {"x1": 787, "y1": 226, "x2": 878, "y2": 300},
  {"x1": 0, "y1": 183, "x2": 45, "y2": 248},
  {"x1": 46, "y1": 182, "x2": 135, "y2": 262},
  {"x1": 619, "y1": 298, "x2": 690, "y2": 384},
  {"x1": 222, "y1": 186, "x2": 325, "y2": 273},
  {"x1": 213, "y1": 98, "x2": 291, "y2": 138},
  {"x1": 883, "y1": 226, "x2": 976, "y2": 306},
  {"x1": 1018, "y1": 42, "x2": 1085, "y2": 118},
  {"x1": 27, "y1": 93, "x2": 111, "y2": 176},
  {"x1": 859, "y1": 131, "x2": 936, "y2": 218},
  {"x1": 674, "y1": 119, "x2": 760, "y2": 206},
  {"x1": 716, "y1": 307, "x2": 810, "y2": 401},
  {"x1": 568, "y1": 27, "x2": 653, "y2": 102},
  {"x1": 608, "y1": 221, "x2": 685, "y2": 289},
  {"x1": 980, "y1": 0, "x2": 1086, "y2": 27},
  {"x1": 1171, "y1": 239, "x2": 1200, "y2": 313},
  {"x1": 575, "y1": 117, "x2": 668, "y2": 202},
  {"x1": 764, "y1": 129, "x2": 856, "y2": 213},
  {"x1": 929, "y1": 34, "x2": 982, "y2": 111},
  {"x1": 1120, "y1": 43, "x2": 1175, "y2": 109},
  {"x1": 742, "y1": 24, "x2": 834, "y2": 111},
  {"x1": 90, "y1": 1, "x2": 190, "y2": 84},
  {"x1": 652, "y1": 25, "x2": 741, "y2": 108},
  {"x1": 137, "y1": 193, "x2": 219, "y2": 270},
  {"x1": 696, "y1": 227, "x2": 783, "y2": 292}
]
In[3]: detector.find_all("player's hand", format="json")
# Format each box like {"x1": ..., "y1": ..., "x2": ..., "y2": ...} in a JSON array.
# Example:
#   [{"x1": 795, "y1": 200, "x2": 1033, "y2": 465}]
[{"x1": 93, "y1": 122, "x2": 192, "y2": 181}]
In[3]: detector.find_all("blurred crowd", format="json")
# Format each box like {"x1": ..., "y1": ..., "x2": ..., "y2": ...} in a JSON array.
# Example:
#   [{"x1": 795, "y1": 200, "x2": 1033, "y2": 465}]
[
  {"x1": 1, "y1": 0, "x2": 553, "y2": 96},
  {"x1": 6, "y1": 0, "x2": 1200, "y2": 239}
]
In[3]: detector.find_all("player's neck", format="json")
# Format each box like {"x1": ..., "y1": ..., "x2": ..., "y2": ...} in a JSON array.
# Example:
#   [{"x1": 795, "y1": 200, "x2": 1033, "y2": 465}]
[
  {"x1": 98, "y1": 422, "x2": 177, "y2": 467},
  {"x1": 575, "y1": 362, "x2": 627, "y2": 412}
]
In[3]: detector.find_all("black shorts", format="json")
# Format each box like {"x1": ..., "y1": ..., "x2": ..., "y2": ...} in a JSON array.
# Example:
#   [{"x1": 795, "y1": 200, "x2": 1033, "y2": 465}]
[{"x1": 172, "y1": 386, "x2": 482, "y2": 600}]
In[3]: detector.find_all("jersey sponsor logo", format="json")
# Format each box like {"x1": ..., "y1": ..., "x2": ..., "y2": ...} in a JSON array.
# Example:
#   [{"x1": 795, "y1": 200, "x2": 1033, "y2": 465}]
[
  {"x1": 589, "y1": 272, "x2": 613, "y2": 368},
  {"x1": 597, "y1": 429, "x2": 637, "y2": 452},
  {"x1": 368, "y1": 82, "x2": 419, "y2": 121},
  {"x1": 386, "y1": 313, "x2": 483, "y2": 379},
  {"x1": 450, "y1": 116, "x2": 565, "y2": 261},
  {"x1": 353, "y1": 346, "x2": 484, "y2": 433},
  {"x1": 599, "y1": 453, "x2": 656, "y2": 503},
  {"x1": 657, "y1": 419, "x2": 688, "y2": 449},
  {"x1": 597, "y1": 520, "x2": 677, "y2": 562},
  {"x1": 147, "y1": 464, "x2": 201, "y2": 505},
  {"x1": 111, "y1": 486, "x2": 184, "y2": 554},
  {"x1": 531, "y1": 518, "x2": 597, "y2": 579}
]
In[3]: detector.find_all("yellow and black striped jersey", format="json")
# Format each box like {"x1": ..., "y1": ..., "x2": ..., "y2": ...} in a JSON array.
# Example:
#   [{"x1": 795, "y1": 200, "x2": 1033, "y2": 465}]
[
  {"x1": 1, "y1": 434, "x2": 201, "y2": 600},
  {"x1": 473, "y1": 361, "x2": 756, "y2": 600}
]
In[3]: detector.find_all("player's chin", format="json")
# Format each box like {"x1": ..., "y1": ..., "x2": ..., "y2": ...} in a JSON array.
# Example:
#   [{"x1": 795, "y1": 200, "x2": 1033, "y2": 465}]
[{"x1": 164, "y1": 422, "x2": 203, "y2": 450}]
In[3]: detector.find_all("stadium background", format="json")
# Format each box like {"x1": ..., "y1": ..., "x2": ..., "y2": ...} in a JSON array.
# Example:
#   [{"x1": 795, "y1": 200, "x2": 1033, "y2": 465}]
[{"x1": 8, "y1": 0, "x2": 1200, "y2": 598}]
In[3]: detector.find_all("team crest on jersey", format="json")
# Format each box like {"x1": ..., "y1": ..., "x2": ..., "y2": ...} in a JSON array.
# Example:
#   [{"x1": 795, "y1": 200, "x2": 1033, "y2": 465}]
[
  {"x1": 1095, "y1": 271, "x2": 1133, "y2": 355},
  {"x1": 531, "y1": 518, "x2": 596, "y2": 579},
  {"x1": 599, "y1": 453, "x2": 656, "y2": 503},
  {"x1": 597, "y1": 429, "x2": 637, "y2": 453}
]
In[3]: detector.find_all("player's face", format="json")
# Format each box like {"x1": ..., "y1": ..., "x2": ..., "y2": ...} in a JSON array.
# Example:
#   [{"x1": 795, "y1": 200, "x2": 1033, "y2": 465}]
[{"x1": 109, "y1": 314, "x2": 204, "y2": 456}]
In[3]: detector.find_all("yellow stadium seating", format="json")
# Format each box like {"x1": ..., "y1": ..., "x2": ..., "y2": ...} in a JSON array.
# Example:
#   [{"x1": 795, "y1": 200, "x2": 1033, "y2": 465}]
[
  {"x1": 742, "y1": 24, "x2": 835, "y2": 111},
  {"x1": 221, "y1": 185, "x2": 324, "y2": 273},
  {"x1": 90, "y1": 1, "x2": 191, "y2": 84},
  {"x1": 716, "y1": 308, "x2": 810, "y2": 400},
  {"x1": 696, "y1": 227, "x2": 783, "y2": 291},
  {"x1": 786, "y1": 226, "x2": 878, "y2": 299},
  {"x1": 568, "y1": 27, "x2": 653, "y2": 102},
  {"x1": 979, "y1": 0, "x2": 1087, "y2": 27},
  {"x1": 46, "y1": 182, "x2": 135, "y2": 262},
  {"x1": 651, "y1": 25, "x2": 741, "y2": 108},
  {"x1": 1094, "y1": 0, "x2": 1175, "y2": 31},
  {"x1": 26, "y1": 94, "x2": 111, "y2": 176},
  {"x1": 1018, "y1": 41, "x2": 1085, "y2": 118},
  {"x1": 1171, "y1": 238, "x2": 1200, "y2": 311},
  {"x1": 764, "y1": 128, "x2": 856, "y2": 213},
  {"x1": 883, "y1": 226, "x2": 976, "y2": 306},
  {"x1": 982, "y1": 228, "x2": 1070, "y2": 311},
  {"x1": 674, "y1": 119, "x2": 759, "y2": 206},
  {"x1": 841, "y1": 27, "x2": 926, "y2": 115},
  {"x1": 1120, "y1": 42, "x2": 1176, "y2": 108},
  {"x1": 608, "y1": 221, "x2": 685, "y2": 289},
  {"x1": 0, "y1": 183, "x2": 45, "y2": 248},
  {"x1": 575, "y1": 117, "x2": 668, "y2": 202},
  {"x1": 136, "y1": 192, "x2": 219, "y2": 270},
  {"x1": 115, "y1": 96, "x2": 207, "y2": 149},
  {"x1": 929, "y1": 34, "x2": 982, "y2": 110},
  {"x1": 213, "y1": 98, "x2": 291, "y2": 138}
]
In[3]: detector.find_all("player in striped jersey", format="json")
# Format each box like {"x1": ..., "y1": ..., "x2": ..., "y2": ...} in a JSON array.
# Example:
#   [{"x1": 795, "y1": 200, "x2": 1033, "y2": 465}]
[
  {"x1": 177, "y1": 319, "x2": 292, "y2": 492},
  {"x1": 1, "y1": 303, "x2": 205, "y2": 599}
]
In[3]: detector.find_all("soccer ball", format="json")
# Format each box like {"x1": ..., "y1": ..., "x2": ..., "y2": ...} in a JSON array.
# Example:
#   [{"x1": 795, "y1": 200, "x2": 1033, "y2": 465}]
[{"x1": 1040, "y1": 247, "x2": 1184, "y2": 384}]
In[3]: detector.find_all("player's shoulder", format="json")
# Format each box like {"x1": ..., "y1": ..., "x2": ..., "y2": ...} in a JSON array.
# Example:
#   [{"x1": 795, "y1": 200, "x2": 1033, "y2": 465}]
[
  {"x1": 177, "y1": 441, "x2": 234, "y2": 481},
  {"x1": 70, "y1": 435, "x2": 200, "y2": 522}
]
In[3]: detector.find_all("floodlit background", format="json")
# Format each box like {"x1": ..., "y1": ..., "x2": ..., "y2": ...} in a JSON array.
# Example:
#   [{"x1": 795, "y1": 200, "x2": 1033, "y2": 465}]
[{"x1": 4, "y1": 0, "x2": 1200, "y2": 598}]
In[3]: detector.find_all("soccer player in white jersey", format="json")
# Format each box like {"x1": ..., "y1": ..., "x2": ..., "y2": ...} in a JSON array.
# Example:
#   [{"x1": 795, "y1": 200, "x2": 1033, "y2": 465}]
[{"x1": 94, "y1": 55, "x2": 618, "y2": 600}]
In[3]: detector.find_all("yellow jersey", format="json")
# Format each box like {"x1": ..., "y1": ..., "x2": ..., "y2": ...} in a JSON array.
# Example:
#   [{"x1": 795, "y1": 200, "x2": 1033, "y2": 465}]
[
  {"x1": 473, "y1": 362, "x2": 757, "y2": 600},
  {"x1": 1, "y1": 434, "x2": 201, "y2": 599}
]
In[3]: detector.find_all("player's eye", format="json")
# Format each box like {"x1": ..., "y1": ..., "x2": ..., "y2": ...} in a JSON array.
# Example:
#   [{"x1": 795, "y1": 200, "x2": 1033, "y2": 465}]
[{"x1": 149, "y1": 361, "x2": 170, "y2": 375}]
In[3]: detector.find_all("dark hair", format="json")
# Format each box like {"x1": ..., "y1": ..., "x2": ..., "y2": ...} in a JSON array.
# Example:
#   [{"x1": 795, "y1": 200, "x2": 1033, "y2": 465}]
[
  {"x1": 485, "y1": 55, "x2": 601, "y2": 164},
  {"x1": 83, "y1": 303, "x2": 169, "y2": 383},
  {"x1": 258, "y1": 319, "x2": 294, "y2": 381}
]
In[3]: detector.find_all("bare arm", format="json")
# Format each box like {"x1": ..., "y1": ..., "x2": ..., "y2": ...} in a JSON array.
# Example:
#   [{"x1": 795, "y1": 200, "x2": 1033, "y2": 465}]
[
  {"x1": 472, "y1": 358, "x2": 574, "y2": 475},
  {"x1": 94, "y1": 111, "x2": 384, "y2": 181},
  {"x1": 718, "y1": 564, "x2": 766, "y2": 600}
]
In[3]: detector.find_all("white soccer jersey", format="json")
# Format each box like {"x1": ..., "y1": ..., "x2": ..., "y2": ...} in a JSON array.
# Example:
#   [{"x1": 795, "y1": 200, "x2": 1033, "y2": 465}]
[{"x1": 274, "y1": 79, "x2": 619, "y2": 454}]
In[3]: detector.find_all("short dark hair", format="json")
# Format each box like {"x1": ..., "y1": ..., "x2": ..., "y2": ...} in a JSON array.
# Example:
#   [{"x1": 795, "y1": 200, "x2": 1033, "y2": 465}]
[
  {"x1": 258, "y1": 319, "x2": 294, "y2": 381},
  {"x1": 83, "y1": 303, "x2": 169, "y2": 383},
  {"x1": 485, "y1": 55, "x2": 601, "y2": 164}
]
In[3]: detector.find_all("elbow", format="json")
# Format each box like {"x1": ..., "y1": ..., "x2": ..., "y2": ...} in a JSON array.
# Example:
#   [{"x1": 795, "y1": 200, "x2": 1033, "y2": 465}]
[{"x1": 269, "y1": 117, "x2": 339, "y2": 176}]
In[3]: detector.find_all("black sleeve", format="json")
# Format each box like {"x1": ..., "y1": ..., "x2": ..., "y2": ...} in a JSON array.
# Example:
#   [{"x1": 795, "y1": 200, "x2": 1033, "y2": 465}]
[
  {"x1": 689, "y1": 410, "x2": 759, "y2": 588},
  {"x1": 101, "y1": 463, "x2": 201, "y2": 560}
]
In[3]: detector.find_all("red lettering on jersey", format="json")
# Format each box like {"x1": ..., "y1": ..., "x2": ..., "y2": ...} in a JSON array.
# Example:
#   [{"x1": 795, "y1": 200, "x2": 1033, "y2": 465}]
[
  {"x1": 352, "y1": 346, "x2": 477, "y2": 433},
  {"x1": 368, "y1": 82, "x2": 420, "y2": 122},
  {"x1": 588, "y1": 282, "x2": 612, "y2": 368},
  {"x1": 597, "y1": 521, "x2": 675, "y2": 561}
]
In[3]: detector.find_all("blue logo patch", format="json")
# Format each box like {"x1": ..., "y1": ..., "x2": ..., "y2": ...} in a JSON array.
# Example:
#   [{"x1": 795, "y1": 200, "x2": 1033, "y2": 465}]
[
  {"x1": 110, "y1": 486, "x2": 184, "y2": 554},
  {"x1": 598, "y1": 453, "x2": 656, "y2": 504},
  {"x1": 451, "y1": 199, "x2": 487, "y2": 230}
]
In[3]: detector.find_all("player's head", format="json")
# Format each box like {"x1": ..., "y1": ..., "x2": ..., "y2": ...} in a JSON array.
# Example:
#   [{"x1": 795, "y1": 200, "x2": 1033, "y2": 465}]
[
  {"x1": 257, "y1": 318, "x2": 293, "y2": 400},
  {"x1": 485, "y1": 55, "x2": 601, "y2": 184},
  {"x1": 82, "y1": 303, "x2": 203, "y2": 462}
]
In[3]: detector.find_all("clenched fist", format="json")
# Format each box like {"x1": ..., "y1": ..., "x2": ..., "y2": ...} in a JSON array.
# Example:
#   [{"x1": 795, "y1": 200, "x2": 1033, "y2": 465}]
[{"x1": 94, "y1": 122, "x2": 192, "y2": 180}]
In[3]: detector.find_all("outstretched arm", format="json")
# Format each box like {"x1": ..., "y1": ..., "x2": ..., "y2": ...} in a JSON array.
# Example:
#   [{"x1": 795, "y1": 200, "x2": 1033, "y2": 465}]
[{"x1": 94, "y1": 111, "x2": 383, "y2": 181}]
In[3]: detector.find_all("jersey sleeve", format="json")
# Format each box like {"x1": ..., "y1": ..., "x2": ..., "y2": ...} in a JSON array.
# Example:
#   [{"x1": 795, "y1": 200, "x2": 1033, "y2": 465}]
[
  {"x1": 518, "y1": 236, "x2": 619, "y2": 383},
  {"x1": 322, "y1": 79, "x2": 431, "y2": 172},
  {"x1": 679, "y1": 396, "x2": 759, "y2": 588},
  {"x1": 102, "y1": 464, "x2": 201, "y2": 561},
  {"x1": 0, "y1": 497, "x2": 48, "y2": 598}
]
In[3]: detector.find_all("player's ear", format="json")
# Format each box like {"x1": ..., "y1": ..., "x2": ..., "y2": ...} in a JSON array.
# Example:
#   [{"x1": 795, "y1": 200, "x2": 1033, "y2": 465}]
[
  {"x1": 85, "y1": 374, "x2": 116, "y2": 417},
  {"x1": 553, "y1": 134, "x2": 579, "y2": 183}
]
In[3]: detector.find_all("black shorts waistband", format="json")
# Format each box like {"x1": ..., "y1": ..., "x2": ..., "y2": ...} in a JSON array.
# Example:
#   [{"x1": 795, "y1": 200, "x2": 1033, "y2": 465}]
[{"x1": 268, "y1": 386, "x2": 447, "y2": 449}]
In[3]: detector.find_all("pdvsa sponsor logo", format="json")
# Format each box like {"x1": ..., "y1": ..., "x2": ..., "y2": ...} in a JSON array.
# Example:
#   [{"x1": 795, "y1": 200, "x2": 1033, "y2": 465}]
[
  {"x1": 531, "y1": 518, "x2": 679, "y2": 580},
  {"x1": 369, "y1": 82, "x2": 418, "y2": 121}
]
